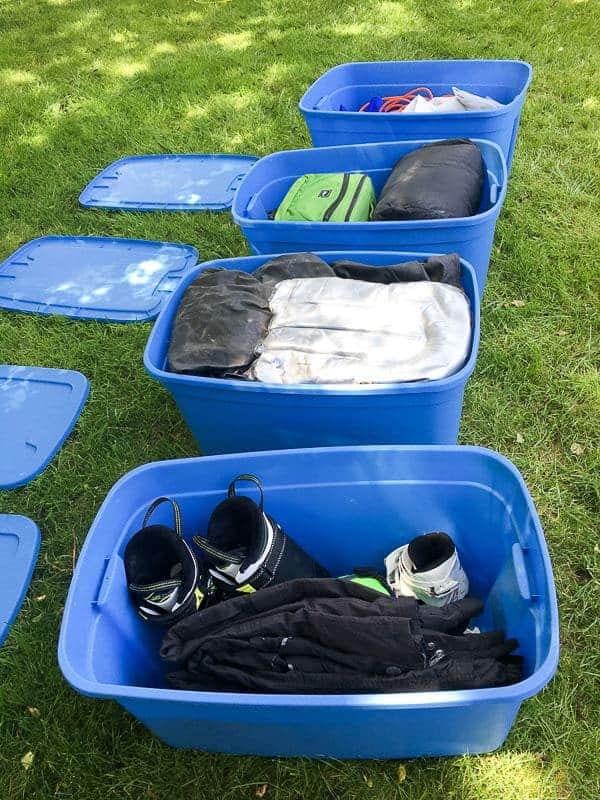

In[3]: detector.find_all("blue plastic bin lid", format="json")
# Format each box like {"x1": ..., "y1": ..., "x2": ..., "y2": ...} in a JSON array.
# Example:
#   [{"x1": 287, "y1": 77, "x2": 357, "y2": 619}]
[
  {"x1": 0, "y1": 514, "x2": 41, "y2": 645},
  {"x1": 0, "y1": 365, "x2": 89, "y2": 489},
  {"x1": 79, "y1": 154, "x2": 258, "y2": 212},
  {"x1": 0, "y1": 236, "x2": 199, "y2": 322}
]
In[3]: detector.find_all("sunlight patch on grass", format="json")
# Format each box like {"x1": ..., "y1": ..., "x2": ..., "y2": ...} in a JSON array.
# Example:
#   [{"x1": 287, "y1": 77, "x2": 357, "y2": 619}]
[
  {"x1": 185, "y1": 104, "x2": 208, "y2": 119},
  {"x1": 1, "y1": 68, "x2": 39, "y2": 85},
  {"x1": 183, "y1": 89, "x2": 256, "y2": 126},
  {"x1": 47, "y1": 101, "x2": 64, "y2": 116},
  {"x1": 225, "y1": 133, "x2": 245, "y2": 147},
  {"x1": 18, "y1": 132, "x2": 49, "y2": 147},
  {"x1": 217, "y1": 91, "x2": 253, "y2": 111},
  {"x1": 109, "y1": 30, "x2": 139, "y2": 45},
  {"x1": 264, "y1": 62, "x2": 299, "y2": 89},
  {"x1": 331, "y1": 22, "x2": 370, "y2": 35},
  {"x1": 179, "y1": 10, "x2": 205, "y2": 23},
  {"x1": 376, "y1": 0, "x2": 424, "y2": 29},
  {"x1": 152, "y1": 42, "x2": 177, "y2": 55},
  {"x1": 214, "y1": 31, "x2": 252, "y2": 51},
  {"x1": 332, "y1": 2, "x2": 423, "y2": 34},
  {"x1": 464, "y1": 752, "x2": 571, "y2": 800},
  {"x1": 64, "y1": 7, "x2": 101, "y2": 32},
  {"x1": 571, "y1": 368, "x2": 600, "y2": 409},
  {"x1": 264, "y1": 29, "x2": 284, "y2": 42},
  {"x1": 110, "y1": 59, "x2": 149, "y2": 78},
  {"x1": 582, "y1": 96, "x2": 598, "y2": 110}
]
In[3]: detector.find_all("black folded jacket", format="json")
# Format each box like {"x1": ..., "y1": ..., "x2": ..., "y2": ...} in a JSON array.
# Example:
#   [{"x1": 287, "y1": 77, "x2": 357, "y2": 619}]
[
  {"x1": 167, "y1": 269, "x2": 271, "y2": 377},
  {"x1": 162, "y1": 578, "x2": 522, "y2": 693},
  {"x1": 253, "y1": 252, "x2": 335, "y2": 285},
  {"x1": 372, "y1": 139, "x2": 484, "y2": 221},
  {"x1": 331, "y1": 253, "x2": 462, "y2": 288}
]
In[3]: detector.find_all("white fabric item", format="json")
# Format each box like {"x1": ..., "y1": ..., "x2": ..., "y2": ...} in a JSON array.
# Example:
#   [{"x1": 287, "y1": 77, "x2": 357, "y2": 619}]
[
  {"x1": 250, "y1": 277, "x2": 471, "y2": 385},
  {"x1": 403, "y1": 94, "x2": 465, "y2": 113},
  {"x1": 402, "y1": 87, "x2": 502, "y2": 114},
  {"x1": 452, "y1": 87, "x2": 502, "y2": 111},
  {"x1": 385, "y1": 543, "x2": 469, "y2": 607}
]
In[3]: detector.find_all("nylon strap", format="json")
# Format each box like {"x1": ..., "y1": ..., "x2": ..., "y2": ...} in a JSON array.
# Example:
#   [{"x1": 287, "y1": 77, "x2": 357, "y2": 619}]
[
  {"x1": 227, "y1": 474, "x2": 264, "y2": 512},
  {"x1": 142, "y1": 496, "x2": 183, "y2": 537},
  {"x1": 193, "y1": 535, "x2": 244, "y2": 564}
]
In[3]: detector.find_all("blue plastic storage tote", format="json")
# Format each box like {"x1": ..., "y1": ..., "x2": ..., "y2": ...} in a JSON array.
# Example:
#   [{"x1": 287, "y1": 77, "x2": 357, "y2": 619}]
[
  {"x1": 58, "y1": 445, "x2": 559, "y2": 758},
  {"x1": 299, "y1": 60, "x2": 532, "y2": 171},
  {"x1": 231, "y1": 140, "x2": 507, "y2": 295},
  {"x1": 144, "y1": 251, "x2": 480, "y2": 454}
]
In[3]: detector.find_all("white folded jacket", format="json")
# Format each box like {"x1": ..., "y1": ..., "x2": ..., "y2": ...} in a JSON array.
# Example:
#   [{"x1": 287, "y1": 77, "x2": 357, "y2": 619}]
[{"x1": 249, "y1": 277, "x2": 472, "y2": 385}]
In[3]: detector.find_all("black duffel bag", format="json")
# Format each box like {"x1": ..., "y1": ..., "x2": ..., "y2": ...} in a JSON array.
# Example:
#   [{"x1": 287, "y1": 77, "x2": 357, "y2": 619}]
[{"x1": 372, "y1": 139, "x2": 484, "y2": 221}]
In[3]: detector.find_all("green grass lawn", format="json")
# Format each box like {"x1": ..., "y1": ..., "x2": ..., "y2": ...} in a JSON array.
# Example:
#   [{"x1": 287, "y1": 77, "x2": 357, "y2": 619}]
[{"x1": 0, "y1": 0, "x2": 598, "y2": 797}]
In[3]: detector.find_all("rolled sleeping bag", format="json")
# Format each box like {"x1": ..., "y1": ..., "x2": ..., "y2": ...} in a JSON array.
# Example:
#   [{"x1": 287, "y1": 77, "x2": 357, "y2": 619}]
[{"x1": 372, "y1": 139, "x2": 484, "y2": 221}]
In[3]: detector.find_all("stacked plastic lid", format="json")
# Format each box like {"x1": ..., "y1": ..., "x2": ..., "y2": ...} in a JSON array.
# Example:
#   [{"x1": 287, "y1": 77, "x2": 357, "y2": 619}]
[
  {"x1": 79, "y1": 154, "x2": 257, "y2": 212},
  {"x1": 0, "y1": 514, "x2": 41, "y2": 646},
  {"x1": 0, "y1": 365, "x2": 89, "y2": 489}
]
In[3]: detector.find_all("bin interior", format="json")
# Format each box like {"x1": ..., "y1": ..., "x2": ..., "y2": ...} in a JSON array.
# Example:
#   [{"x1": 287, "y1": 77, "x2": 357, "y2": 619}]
[
  {"x1": 61, "y1": 448, "x2": 554, "y2": 700},
  {"x1": 303, "y1": 61, "x2": 531, "y2": 112},
  {"x1": 145, "y1": 251, "x2": 478, "y2": 384},
  {"x1": 319, "y1": 82, "x2": 521, "y2": 113},
  {"x1": 238, "y1": 141, "x2": 503, "y2": 222}
]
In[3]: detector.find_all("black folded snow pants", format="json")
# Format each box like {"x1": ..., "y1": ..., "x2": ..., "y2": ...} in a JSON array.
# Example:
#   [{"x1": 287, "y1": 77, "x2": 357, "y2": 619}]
[{"x1": 161, "y1": 579, "x2": 521, "y2": 693}]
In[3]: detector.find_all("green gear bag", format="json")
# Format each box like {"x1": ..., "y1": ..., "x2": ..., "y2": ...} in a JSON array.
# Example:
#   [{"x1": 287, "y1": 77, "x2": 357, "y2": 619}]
[{"x1": 274, "y1": 173, "x2": 375, "y2": 222}]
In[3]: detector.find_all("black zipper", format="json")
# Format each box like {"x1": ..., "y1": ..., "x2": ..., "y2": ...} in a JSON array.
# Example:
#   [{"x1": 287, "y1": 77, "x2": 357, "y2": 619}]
[
  {"x1": 323, "y1": 173, "x2": 350, "y2": 221},
  {"x1": 344, "y1": 174, "x2": 368, "y2": 221}
]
